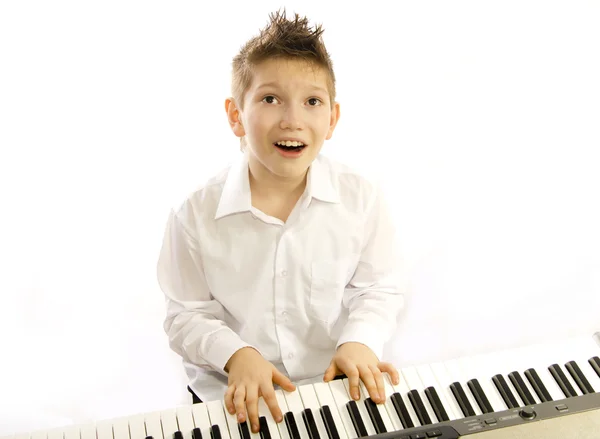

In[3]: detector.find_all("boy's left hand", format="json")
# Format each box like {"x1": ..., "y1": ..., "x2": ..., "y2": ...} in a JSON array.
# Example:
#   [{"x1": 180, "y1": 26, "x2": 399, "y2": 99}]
[{"x1": 323, "y1": 342, "x2": 400, "y2": 404}]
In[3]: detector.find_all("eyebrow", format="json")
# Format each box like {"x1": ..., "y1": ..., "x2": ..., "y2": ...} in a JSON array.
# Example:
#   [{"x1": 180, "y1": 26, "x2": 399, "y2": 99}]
[{"x1": 255, "y1": 82, "x2": 328, "y2": 95}]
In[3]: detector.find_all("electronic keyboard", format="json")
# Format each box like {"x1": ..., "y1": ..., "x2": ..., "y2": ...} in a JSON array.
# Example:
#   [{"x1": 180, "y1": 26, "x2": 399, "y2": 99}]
[{"x1": 4, "y1": 334, "x2": 600, "y2": 439}]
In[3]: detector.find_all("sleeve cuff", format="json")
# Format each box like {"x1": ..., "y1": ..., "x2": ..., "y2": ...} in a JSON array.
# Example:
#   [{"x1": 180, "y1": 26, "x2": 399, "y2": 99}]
[
  {"x1": 336, "y1": 323, "x2": 385, "y2": 360},
  {"x1": 204, "y1": 328, "x2": 261, "y2": 375}
]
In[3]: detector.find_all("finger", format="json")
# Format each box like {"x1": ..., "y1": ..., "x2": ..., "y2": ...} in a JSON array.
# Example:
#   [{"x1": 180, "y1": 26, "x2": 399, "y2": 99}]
[
  {"x1": 273, "y1": 369, "x2": 296, "y2": 392},
  {"x1": 233, "y1": 386, "x2": 247, "y2": 423},
  {"x1": 346, "y1": 366, "x2": 361, "y2": 400},
  {"x1": 245, "y1": 386, "x2": 260, "y2": 433},
  {"x1": 358, "y1": 364, "x2": 380, "y2": 403},
  {"x1": 224, "y1": 385, "x2": 236, "y2": 414},
  {"x1": 378, "y1": 361, "x2": 400, "y2": 385},
  {"x1": 369, "y1": 364, "x2": 386, "y2": 403},
  {"x1": 262, "y1": 386, "x2": 283, "y2": 423},
  {"x1": 323, "y1": 362, "x2": 339, "y2": 382}
]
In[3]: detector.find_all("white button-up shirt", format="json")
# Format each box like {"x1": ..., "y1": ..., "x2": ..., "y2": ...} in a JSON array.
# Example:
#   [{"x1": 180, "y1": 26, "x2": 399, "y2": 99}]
[{"x1": 157, "y1": 152, "x2": 404, "y2": 402}]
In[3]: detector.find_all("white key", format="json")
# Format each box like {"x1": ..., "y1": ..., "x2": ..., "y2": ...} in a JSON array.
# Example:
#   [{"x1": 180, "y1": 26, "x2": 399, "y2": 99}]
[
  {"x1": 113, "y1": 416, "x2": 131, "y2": 439},
  {"x1": 63, "y1": 426, "x2": 81, "y2": 439},
  {"x1": 342, "y1": 378, "x2": 377, "y2": 436},
  {"x1": 258, "y1": 394, "x2": 283, "y2": 439},
  {"x1": 128, "y1": 414, "x2": 147, "y2": 439},
  {"x1": 417, "y1": 363, "x2": 460, "y2": 420},
  {"x1": 393, "y1": 367, "x2": 421, "y2": 427},
  {"x1": 160, "y1": 408, "x2": 180, "y2": 437},
  {"x1": 283, "y1": 389, "x2": 311, "y2": 439},
  {"x1": 313, "y1": 382, "x2": 350, "y2": 439},
  {"x1": 379, "y1": 376, "x2": 404, "y2": 430},
  {"x1": 429, "y1": 362, "x2": 464, "y2": 419},
  {"x1": 459, "y1": 354, "x2": 506, "y2": 412},
  {"x1": 96, "y1": 419, "x2": 115, "y2": 439},
  {"x1": 443, "y1": 359, "x2": 481, "y2": 416},
  {"x1": 274, "y1": 390, "x2": 292, "y2": 439},
  {"x1": 206, "y1": 400, "x2": 232, "y2": 439},
  {"x1": 31, "y1": 433, "x2": 46, "y2": 439},
  {"x1": 224, "y1": 400, "x2": 247, "y2": 439},
  {"x1": 177, "y1": 406, "x2": 197, "y2": 439},
  {"x1": 400, "y1": 366, "x2": 438, "y2": 424},
  {"x1": 298, "y1": 384, "x2": 331, "y2": 439},
  {"x1": 328, "y1": 379, "x2": 360, "y2": 438},
  {"x1": 145, "y1": 410, "x2": 165, "y2": 439},
  {"x1": 357, "y1": 380, "x2": 395, "y2": 433},
  {"x1": 47, "y1": 428, "x2": 64, "y2": 439},
  {"x1": 191, "y1": 402, "x2": 213, "y2": 439},
  {"x1": 80, "y1": 424, "x2": 98, "y2": 439}
]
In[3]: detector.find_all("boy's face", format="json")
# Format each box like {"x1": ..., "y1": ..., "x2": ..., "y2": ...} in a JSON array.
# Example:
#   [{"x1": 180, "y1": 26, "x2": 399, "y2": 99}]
[{"x1": 226, "y1": 58, "x2": 340, "y2": 183}]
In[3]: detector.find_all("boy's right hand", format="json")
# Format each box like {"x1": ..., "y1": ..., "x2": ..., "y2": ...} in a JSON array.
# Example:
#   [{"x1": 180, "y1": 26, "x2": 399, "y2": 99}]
[{"x1": 224, "y1": 347, "x2": 296, "y2": 433}]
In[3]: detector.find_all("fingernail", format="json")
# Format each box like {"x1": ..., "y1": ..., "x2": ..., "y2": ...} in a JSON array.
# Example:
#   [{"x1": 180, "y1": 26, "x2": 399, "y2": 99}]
[
  {"x1": 353, "y1": 391, "x2": 360, "y2": 399},
  {"x1": 238, "y1": 413, "x2": 244, "y2": 422},
  {"x1": 252, "y1": 424, "x2": 259, "y2": 432},
  {"x1": 374, "y1": 392, "x2": 380, "y2": 401},
  {"x1": 276, "y1": 415, "x2": 283, "y2": 423}
]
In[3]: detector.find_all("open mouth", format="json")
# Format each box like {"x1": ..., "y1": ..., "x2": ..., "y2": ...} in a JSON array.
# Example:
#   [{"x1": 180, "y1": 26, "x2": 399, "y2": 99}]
[{"x1": 274, "y1": 143, "x2": 306, "y2": 152}]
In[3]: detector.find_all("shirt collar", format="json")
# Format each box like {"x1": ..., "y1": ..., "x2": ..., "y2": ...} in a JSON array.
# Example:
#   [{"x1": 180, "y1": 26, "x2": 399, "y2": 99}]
[{"x1": 214, "y1": 152, "x2": 340, "y2": 220}]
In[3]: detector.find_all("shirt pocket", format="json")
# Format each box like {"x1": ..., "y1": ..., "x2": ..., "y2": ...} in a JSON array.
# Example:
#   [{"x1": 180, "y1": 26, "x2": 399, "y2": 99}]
[{"x1": 309, "y1": 258, "x2": 354, "y2": 322}]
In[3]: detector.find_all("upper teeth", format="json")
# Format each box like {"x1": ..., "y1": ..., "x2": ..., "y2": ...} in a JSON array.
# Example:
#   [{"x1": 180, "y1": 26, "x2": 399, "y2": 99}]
[{"x1": 276, "y1": 141, "x2": 304, "y2": 147}]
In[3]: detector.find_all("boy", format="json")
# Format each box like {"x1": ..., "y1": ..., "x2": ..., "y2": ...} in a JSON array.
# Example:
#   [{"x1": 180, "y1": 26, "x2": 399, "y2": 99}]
[{"x1": 157, "y1": 9, "x2": 404, "y2": 434}]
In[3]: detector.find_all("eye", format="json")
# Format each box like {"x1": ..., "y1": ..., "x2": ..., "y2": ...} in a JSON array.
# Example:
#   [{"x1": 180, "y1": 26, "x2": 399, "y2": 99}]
[
  {"x1": 262, "y1": 95, "x2": 279, "y2": 104},
  {"x1": 307, "y1": 98, "x2": 322, "y2": 106}
]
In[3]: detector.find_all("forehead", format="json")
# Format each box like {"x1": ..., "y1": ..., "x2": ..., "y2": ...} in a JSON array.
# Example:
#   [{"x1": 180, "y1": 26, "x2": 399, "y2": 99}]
[{"x1": 248, "y1": 58, "x2": 329, "y2": 93}]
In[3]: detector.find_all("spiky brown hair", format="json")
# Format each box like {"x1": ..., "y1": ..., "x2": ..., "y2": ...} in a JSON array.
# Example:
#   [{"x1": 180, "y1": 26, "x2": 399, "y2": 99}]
[{"x1": 230, "y1": 9, "x2": 337, "y2": 149}]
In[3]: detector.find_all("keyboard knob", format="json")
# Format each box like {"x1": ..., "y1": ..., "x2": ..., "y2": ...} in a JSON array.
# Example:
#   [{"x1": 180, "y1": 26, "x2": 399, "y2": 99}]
[{"x1": 519, "y1": 407, "x2": 536, "y2": 420}]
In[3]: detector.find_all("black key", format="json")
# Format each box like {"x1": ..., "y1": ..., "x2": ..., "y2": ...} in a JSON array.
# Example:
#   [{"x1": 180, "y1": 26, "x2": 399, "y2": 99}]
[
  {"x1": 524, "y1": 369, "x2": 553, "y2": 402},
  {"x1": 425, "y1": 387, "x2": 449, "y2": 422},
  {"x1": 566, "y1": 361, "x2": 595, "y2": 394},
  {"x1": 145, "y1": 437, "x2": 154, "y2": 439},
  {"x1": 210, "y1": 426, "x2": 222, "y2": 439},
  {"x1": 408, "y1": 390, "x2": 432, "y2": 425},
  {"x1": 589, "y1": 357, "x2": 600, "y2": 378},
  {"x1": 302, "y1": 409, "x2": 321, "y2": 439},
  {"x1": 467, "y1": 379, "x2": 494, "y2": 414},
  {"x1": 492, "y1": 374, "x2": 519, "y2": 408},
  {"x1": 508, "y1": 371, "x2": 536, "y2": 405},
  {"x1": 346, "y1": 400, "x2": 369, "y2": 437},
  {"x1": 390, "y1": 392, "x2": 414, "y2": 428},
  {"x1": 364, "y1": 398, "x2": 387, "y2": 433},
  {"x1": 192, "y1": 429, "x2": 202, "y2": 439},
  {"x1": 319, "y1": 405, "x2": 340, "y2": 439},
  {"x1": 238, "y1": 421, "x2": 251, "y2": 439},
  {"x1": 259, "y1": 417, "x2": 271, "y2": 439},
  {"x1": 549, "y1": 364, "x2": 577, "y2": 398},
  {"x1": 173, "y1": 433, "x2": 184, "y2": 439},
  {"x1": 284, "y1": 412, "x2": 301, "y2": 439},
  {"x1": 450, "y1": 382, "x2": 476, "y2": 417}
]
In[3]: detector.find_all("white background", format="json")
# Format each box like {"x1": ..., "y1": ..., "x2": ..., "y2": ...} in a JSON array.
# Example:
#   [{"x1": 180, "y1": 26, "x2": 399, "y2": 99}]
[{"x1": 1, "y1": 0, "x2": 599, "y2": 434}]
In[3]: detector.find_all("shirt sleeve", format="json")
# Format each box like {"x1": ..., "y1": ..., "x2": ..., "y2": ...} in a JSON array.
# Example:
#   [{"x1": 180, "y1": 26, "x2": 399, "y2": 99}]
[
  {"x1": 156, "y1": 205, "x2": 257, "y2": 375},
  {"x1": 336, "y1": 183, "x2": 405, "y2": 359}
]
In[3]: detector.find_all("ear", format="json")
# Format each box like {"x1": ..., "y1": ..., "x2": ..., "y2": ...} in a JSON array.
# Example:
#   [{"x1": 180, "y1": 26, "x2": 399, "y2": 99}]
[
  {"x1": 325, "y1": 101, "x2": 340, "y2": 140},
  {"x1": 225, "y1": 98, "x2": 245, "y2": 138}
]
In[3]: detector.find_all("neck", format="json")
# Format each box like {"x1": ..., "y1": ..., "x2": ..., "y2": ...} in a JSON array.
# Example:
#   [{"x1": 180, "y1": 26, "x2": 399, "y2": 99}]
[{"x1": 248, "y1": 159, "x2": 308, "y2": 199}]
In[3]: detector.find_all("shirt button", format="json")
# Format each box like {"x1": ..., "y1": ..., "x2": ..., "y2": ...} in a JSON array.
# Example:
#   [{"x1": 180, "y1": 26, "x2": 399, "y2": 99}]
[
  {"x1": 288, "y1": 353, "x2": 294, "y2": 359},
  {"x1": 281, "y1": 270, "x2": 287, "y2": 277}
]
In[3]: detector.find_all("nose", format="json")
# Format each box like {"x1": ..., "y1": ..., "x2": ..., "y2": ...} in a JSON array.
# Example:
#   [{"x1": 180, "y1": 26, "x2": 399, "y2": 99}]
[{"x1": 279, "y1": 105, "x2": 302, "y2": 130}]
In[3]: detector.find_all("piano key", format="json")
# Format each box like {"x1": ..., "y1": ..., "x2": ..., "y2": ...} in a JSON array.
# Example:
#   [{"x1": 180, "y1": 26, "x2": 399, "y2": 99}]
[
  {"x1": 358, "y1": 381, "x2": 394, "y2": 432},
  {"x1": 590, "y1": 356, "x2": 600, "y2": 379},
  {"x1": 493, "y1": 374, "x2": 520, "y2": 408},
  {"x1": 524, "y1": 368, "x2": 552, "y2": 402},
  {"x1": 346, "y1": 401, "x2": 369, "y2": 437},
  {"x1": 565, "y1": 361, "x2": 595, "y2": 394},
  {"x1": 274, "y1": 390, "x2": 292, "y2": 439},
  {"x1": 549, "y1": 364, "x2": 578, "y2": 398},
  {"x1": 449, "y1": 382, "x2": 475, "y2": 417},
  {"x1": 96, "y1": 420, "x2": 114, "y2": 439},
  {"x1": 145, "y1": 410, "x2": 165, "y2": 439},
  {"x1": 64, "y1": 426, "x2": 82, "y2": 439},
  {"x1": 444, "y1": 359, "x2": 481, "y2": 416},
  {"x1": 427, "y1": 362, "x2": 463, "y2": 420},
  {"x1": 192, "y1": 402, "x2": 213, "y2": 439},
  {"x1": 128, "y1": 413, "x2": 148, "y2": 439},
  {"x1": 401, "y1": 366, "x2": 438, "y2": 424},
  {"x1": 390, "y1": 392, "x2": 414, "y2": 429},
  {"x1": 327, "y1": 380, "x2": 358, "y2": 438},
  {"x1": 319, "y1": 406, "x2": 341, "y2": 439},
  {"x1": 112, "y1": 417, "x2": 131, "y2": 439},
  {"x1": 391, "y1": 368, "x2": 421, "y2": 427},
  {"x1": 206, "y1": 400, "x2": 232, "y2": 439},
  {"x1": 407, "y1": 390, "x2": 432, "y2": 425},
  {"x1": 284, "y1": 413, "x2": 301, "y2": 439},
  {"x1": 257, "y1": 393, "x2": 283, "y2": 439},
  {"x1": 284, "y1": 388, "x2": 312, "y2": 439},
  {"x1": 341, "y1": 379, "x2": 376, "y2": 436},
  {"x1": 380, "y1": 375, "x2": 407, "y2": 430},
  {"x1": 259, "y1": 417, "x2": 272, "y2": 439},
  {"x1": 517, "y1": 343, "x2": 565, "y2": 402},
  {"x1": 466, "y1": 379, "x2": 494, "y2": 414},
  {"x1": 174, "y1": 433, "x2": 184, "y2": 439},
  {"x1": 508, "y1": 371, "x2": 536, "y2": 406},
  {"x1": 415, "y1": 364, "x2": 455, "y2": 420},
  {"x1": 363, "y1": 398, "x2": 386, "y2": 433},
  {"x1": 302, "y1": 409, "x2": 321, "y2": 439},
  {"x1": 193, "y1": 429, "x2": 203, "y2": 439},
  {"x1": 159, "y1": 409, "x2": 180, "y2": 439},
  {"x1": 313, "y1": 382, "x2": 349, "y2": 439},
  {"x1": 459, "y1": 354, "x2": 505, "y2": 412},
  {"x1": 177, "y1": 406, "x2": 198, "y2": 439},
  {"x1": 211, "y1": 426, "x2": 222, "y2": 439},
  {"x1": 298, "y1": 385, "x2": 329, "y2": 439},
  {"x1": 568, "y1": 337, "x2": 600, "y2": 392}
]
